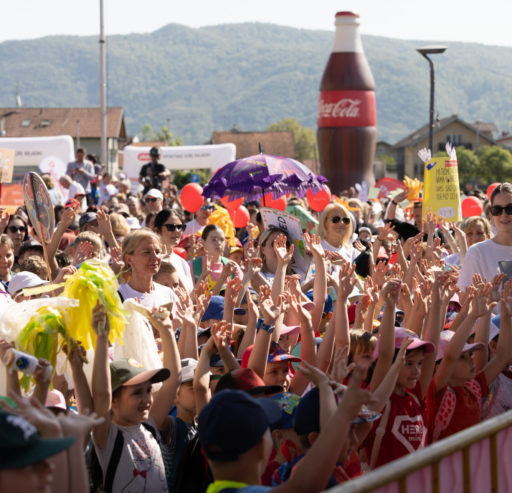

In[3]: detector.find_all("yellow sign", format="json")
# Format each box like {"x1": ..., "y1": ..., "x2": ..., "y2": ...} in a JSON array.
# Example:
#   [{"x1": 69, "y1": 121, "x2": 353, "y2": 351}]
[
  {"x1": 0, "y1": 148, "x2": 15, "y2": 183},
  {"x1": 422, "y1": 156, "x2": 461, "y2": 222}
]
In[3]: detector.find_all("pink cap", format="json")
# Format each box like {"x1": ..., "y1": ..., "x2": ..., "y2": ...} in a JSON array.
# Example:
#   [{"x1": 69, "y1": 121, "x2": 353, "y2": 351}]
[
  {"x1": 436, "y1": 330, "x2": 485, "y2": 361},
  {"x1": 373, "y1": 328, "x2": 435, "y2": 360},
  {"x1": 45, "y1": 389, "x2": 67, "y2": 411},
  {"x1": 280, "y1": 324, "x2": 301, "y2": 337}
]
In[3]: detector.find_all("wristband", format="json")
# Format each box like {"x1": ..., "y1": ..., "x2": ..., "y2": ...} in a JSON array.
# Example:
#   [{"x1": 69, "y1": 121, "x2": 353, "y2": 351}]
[{"x1": 256, "y1": 318, "x2": 274, "y2": 333}]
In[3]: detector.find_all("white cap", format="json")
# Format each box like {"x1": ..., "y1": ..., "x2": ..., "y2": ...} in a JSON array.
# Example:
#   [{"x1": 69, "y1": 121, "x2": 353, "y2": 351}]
[
  {"x1": 181, "y1": 358, "x2": 198, "y2": 383},
  {"x1": 144, "y1": 189, "x2": 163, "y2": 200},
  {"x1": 126, "y1": 217, "x2": 141, "y2": 229},
  {"x1": 8, "y1": 271, "x2": 49, "y2": 297}
]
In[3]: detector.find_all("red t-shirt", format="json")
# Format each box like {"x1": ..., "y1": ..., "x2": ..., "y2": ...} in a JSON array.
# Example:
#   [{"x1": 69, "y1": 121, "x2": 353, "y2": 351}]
[
  {"x1": 426, "y1": 371, "x2": 489, "y2": 442},
  {"x1": 364, "y1": 382, "x2": 427, "y2": 468}
]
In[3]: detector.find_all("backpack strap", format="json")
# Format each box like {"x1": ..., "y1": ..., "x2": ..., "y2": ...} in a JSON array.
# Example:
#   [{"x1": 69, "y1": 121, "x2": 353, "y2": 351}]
[
  {"x1": 369, "y1": 400, "x2": 391, "y2": 470},
  {"x1": 432, "y1": 386, "x2": 457, "y2": 442},
  {"x1": 103, "y1": 429, "x2": 124, "y2": 493}
]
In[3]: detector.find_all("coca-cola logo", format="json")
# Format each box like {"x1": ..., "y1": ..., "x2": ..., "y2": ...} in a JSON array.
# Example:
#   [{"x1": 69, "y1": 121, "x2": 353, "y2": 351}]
[{"x1": 318, "y1": 97, "x2": 361, "y2": 119}]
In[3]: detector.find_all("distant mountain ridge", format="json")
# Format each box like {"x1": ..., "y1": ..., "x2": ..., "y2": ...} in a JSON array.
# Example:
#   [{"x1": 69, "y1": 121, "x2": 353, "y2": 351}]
[{"x1": 0, "y1": 22, "x2": 511, "y2": 146}]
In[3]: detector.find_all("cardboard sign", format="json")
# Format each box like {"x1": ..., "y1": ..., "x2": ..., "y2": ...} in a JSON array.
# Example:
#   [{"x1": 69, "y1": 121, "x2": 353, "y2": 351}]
[
  {"x1": 23, "y1": 172, "x2": 55, "y2": 243},
  {"x1": 0, "y1": 148, "x2": 15, "y2": 183},
  {"x1": 422, "y1": 157, "x2": 462, "y2": 222},
  {"x1": 261, "y1": 207, "x2": 311, "y2": 278}
]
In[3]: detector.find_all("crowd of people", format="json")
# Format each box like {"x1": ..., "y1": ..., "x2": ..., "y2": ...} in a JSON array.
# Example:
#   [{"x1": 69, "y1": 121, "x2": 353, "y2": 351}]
[{"x1": 1, "y1": 150, "x2": 512, "y2": 493}]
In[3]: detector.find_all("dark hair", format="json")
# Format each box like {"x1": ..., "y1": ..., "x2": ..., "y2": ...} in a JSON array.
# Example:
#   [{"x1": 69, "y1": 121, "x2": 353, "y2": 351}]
[
  {"x1": 7, "y1": 215, "x2": 29, "y2": 242},
  {"x1": 154, "y1": 209, "x2": 183, "y2": 231},
  {"x1": 76, "y1": 147, "x2": 86, "y2": 154},
  {"x1": 490, "y1": 183, "x2": 512, "y2": 204},
  {"x1": 18, "y1": 241, "x2": 44, "y2": 259},
  {"x1": 202, "y1": 224, "x2": 224, "y2": 241}
]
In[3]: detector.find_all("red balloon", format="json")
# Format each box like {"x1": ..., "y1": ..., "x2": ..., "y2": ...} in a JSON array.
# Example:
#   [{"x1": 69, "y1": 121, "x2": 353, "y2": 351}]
[
  {"x1": 230, "y1": 205, "x2": 250, "y2": 228},
  {"x1": 221, "y1": 195, "x2": 244, "y2": 211},
  {"x1": 262, "y1": 193, "x2": 286, "y2": 211},
  {"x1": 487, "y1": 183, "x2": 500, "y2": 201},
  {"x1": 461, "y1": 196, "x2": 483, "y2": 218},
  {"x1": 306, "y1": 186, "x2": 332, "y2": 212},
  {"x1": 180, "y1": 183, "x2": 204, "y2": 213},
  {"x1": 172, "y1": 247, "x2": 187, "y2": 260}
]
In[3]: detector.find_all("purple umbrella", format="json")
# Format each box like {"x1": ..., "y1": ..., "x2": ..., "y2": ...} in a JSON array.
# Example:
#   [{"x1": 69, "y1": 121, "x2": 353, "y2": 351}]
[{"x1": 202, "y1": 154, "x2": 327, "y2": 203}]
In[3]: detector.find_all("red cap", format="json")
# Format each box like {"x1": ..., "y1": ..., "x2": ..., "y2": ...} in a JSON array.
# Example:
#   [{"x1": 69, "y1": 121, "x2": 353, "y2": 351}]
[{"x1": 336, "y1": 11, "x2": 359, "y2": 18}]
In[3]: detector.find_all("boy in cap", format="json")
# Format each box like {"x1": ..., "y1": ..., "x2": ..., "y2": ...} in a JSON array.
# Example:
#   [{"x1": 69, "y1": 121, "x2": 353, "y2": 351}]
[{"x1": 198, "y1": 366, "x2": 377, "y2": 493}]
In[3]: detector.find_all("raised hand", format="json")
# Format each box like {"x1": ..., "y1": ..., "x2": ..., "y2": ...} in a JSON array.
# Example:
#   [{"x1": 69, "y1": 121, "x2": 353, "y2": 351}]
[
  {"x1": 338, "y1": 262, "x2": 357, "y2": 299},
  {"x1": 381, "y1": 279, "x2": 401, "y2": 306},
  {"x1": 303, "y1": 232, "x2": 325, "y2": 259},
  {"x1": 244, "y1": 238, "x2": 258, "y2": 259},
  {"x1": 0, "y1": 208, "x2": 10, "y2": 232},
  {"x1": 259, "y1": 294, "x2": 285, "y2": 325},
  {"x1": 273, "y1": 233, "x2": 294, "y2": 265},
  {"x1": 73, "y1": 240, "x2": 94, "y2": 265}
]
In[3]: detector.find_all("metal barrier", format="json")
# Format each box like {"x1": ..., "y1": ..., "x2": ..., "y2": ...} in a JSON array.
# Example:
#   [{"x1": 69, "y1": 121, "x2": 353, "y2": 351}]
[{"x1": 330, "y1": 410, "x2": 512, "y2": 493}]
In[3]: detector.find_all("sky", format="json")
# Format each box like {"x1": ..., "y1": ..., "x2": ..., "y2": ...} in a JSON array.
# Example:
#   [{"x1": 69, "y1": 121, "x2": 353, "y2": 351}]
[{"x1": 2, "y1": 0, "x2": 512, "y2": 47}]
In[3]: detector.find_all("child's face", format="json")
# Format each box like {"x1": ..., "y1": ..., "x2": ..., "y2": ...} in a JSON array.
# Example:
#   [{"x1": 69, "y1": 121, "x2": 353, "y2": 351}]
[
  {"x1": 352, "y1": 348, "x2": 374, "y2": 372},
  {"x1": 0, "y1": 246, "x2": 14, "y2": 279},
  {"x1": 112, "y1": 381, "x2": 153, "y2": 426},
  {"x1": 451, "y1": 351, "x2": 476, "y2": 383},
  {"x1": 175, "y1": 382, "x2": 196, "y2": 416},
  {"x1": 154, "y1": 271, "x2": 180, "y2": 289},
  {"x1": 278, "y1": 333, "x2": 299, "y2": 354},
  {"x1": 396, "y1": 350, "x2": 424, "y2": 392},
  {"x1": 229, "y1": 250, "x2": 244, "y2": 266},
  {"x1": 264, "y1": 361, "x2": 290, "y2": 391},
  {"x1": 358, "y1": 231, "x2": 371, "y2": 242}
]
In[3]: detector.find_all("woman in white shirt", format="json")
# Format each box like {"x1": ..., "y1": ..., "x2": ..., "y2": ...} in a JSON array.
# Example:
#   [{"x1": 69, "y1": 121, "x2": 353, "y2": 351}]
[
  {"x1": 318, "y1": 202, "x2": 359, "y2": 276},
  {"x1": 154, "y1": 209, "x2": 194, "y2": 292}
]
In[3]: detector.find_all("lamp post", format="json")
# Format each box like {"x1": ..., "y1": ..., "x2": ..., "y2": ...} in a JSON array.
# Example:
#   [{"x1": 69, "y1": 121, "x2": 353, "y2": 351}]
[{"x1": 416, "y1": 46, "x2": 447, "y2": 155}]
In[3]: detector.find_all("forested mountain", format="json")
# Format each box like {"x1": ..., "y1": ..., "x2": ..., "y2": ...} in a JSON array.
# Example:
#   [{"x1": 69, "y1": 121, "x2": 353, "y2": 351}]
[{"x1": 1, "y1": 22, "x2": 511, "y2": 144}]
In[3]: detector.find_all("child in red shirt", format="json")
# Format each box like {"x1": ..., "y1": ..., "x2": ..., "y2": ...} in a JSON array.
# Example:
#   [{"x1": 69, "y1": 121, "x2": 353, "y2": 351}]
[{"x1": 426, "y1": 283, "x2": 512, "y2": 441}]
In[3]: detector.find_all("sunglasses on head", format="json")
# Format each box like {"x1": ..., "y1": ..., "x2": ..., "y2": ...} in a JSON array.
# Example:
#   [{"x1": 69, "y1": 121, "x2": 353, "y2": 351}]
[
  {"x1": 163, "y1": 223, "x2": 185, "y2": 232},
  {"x1": 490, "y1": 203, "x2": 512, "y2": 216},
  {"x1": 145, "y1": 197, "x2": 159, "y2": 203},
  {"x1": 331, "y1": 216, "x2": 351, "y2": 225},
  {"x1": 8, "y1": 226, "x2": 26, "y2": 233}
]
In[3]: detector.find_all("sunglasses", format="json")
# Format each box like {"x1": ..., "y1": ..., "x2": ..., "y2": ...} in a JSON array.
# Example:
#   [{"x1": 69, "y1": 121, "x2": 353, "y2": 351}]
[
  {"x1": 201, "y1": 205, "x2": 214, "y2": 211},
  {"x1": 490, "y1": 203, "x2": 512, "y2": 216},
  {"x1": 145, "y1": 197, "x2": 159, "y2": 203},
  {"x1": 8, "y1": 226, "x2": 26, "y2": 233},
  {"x1": 331, "y1": 216, "x2": 351, "y2": 225},
  {"x1": 163, "y1": 223, "x2": 185, "y2": 232}
]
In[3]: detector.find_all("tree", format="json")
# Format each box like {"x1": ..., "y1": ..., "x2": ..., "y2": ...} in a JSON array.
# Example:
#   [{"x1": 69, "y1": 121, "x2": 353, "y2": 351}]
[
  {"x1": 476, "y1": 146, "x2": 512, "y2": 184},
  {"x1": 455, "y1": 147, "x2": 481, "y2": 188},
  {"x1": 140, "y1": 124, "x2": 183, "y2": 146},
  {"x1": 173, "y1": 169, "x2": 210, "y2": 189},
  {"x1": 265, "y1": 118, "x2": 317, "y2": 162}
]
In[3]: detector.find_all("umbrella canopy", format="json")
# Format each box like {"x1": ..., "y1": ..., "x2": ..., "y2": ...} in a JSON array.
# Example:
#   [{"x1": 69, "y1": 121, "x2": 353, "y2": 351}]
[{"x1": 202, "y1": 154, "x2": 327, "y2": 203}]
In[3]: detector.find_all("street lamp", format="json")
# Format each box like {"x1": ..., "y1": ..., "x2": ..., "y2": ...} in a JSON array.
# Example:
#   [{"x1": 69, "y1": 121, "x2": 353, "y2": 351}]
[{"x1": 417, "y1": 45, "x2": 447, "y2": 155}]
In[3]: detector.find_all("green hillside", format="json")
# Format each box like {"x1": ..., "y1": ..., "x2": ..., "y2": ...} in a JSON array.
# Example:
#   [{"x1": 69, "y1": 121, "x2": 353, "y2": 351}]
[{"x1": 1, "y1": 22, "x2": 511, "y2": 145}]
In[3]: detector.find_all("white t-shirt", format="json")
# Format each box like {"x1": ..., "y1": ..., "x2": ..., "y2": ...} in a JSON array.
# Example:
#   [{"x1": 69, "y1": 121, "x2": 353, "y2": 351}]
[
  {"x1": 118, "y1": 281, "x2": 178, "y2": 314},
  {"x1": 458, "y1": 239, "x2": 512, "y2": 289},
  {"x1": 183, "y1": 218, "x2": 204, "y2": 236},
  {"x1": 169, "y1": 251, "x2": 194, "y2": 293},
  {"x1": 321, "y1": 239, "x2": 360, "y2": 277},
  {"x1": 94, "y1": 416, "x2": 168, "y2": 493}
]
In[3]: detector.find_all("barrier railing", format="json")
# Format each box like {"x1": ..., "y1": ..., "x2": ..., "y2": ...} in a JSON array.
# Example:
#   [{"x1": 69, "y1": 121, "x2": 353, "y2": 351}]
[{"x1": 330, "y1": 409, "x2": 512, "y2": 493}]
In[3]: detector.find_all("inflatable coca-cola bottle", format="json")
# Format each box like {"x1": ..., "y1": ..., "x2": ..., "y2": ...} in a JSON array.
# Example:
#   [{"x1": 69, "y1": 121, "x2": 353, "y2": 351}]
[{"x1": 317, "y1": 11, "x2": 377, "y2": 193}]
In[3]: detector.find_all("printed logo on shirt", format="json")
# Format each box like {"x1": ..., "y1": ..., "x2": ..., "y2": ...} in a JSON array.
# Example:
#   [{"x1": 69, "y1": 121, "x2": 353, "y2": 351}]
[{"x1": 391, "y1": 414, "x2": 427, "y2": 454}]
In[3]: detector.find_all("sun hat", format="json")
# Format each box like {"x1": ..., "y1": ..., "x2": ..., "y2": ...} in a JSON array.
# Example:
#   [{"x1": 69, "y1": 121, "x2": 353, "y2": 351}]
[
  {"x1": 0, "y1": 411, "x2": 75, "y2": 470},
  {"x1": 110, "y1": 358, "x2": 170, "y2": 393},
  {"x1": 215, "y1": 368, "x2": 282, "y2": 396},
  {"x1": 198, "y1": 389, "x2": 281, "y2": 461}
]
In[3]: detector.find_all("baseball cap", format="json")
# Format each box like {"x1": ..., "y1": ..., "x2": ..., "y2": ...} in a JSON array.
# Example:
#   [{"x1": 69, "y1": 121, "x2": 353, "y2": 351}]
[
  {"x1": 79, "y1": 212, "x2": 97, "y2": 229},
  {"x1": 181, "y1": 358, "x2": 198, "y2": 383},
  {"x1": 436, "y1": 330, "x2": 485, "y2": 361},
  {"x1": 267, "y1": 341, "x2": 301, "y2": 364},
  {"x1": 110, "y1": 358, "x2": 170, "y2": 393},
  {"x1": 8, "y1": 271, "x2": 49, "y2": 297},
  {"x1": 373, "y1": 328, "x2": 435, "y2": 360},
  {"x1": 201, "y1": 295, "x2": 224, "y2": 322},
  {"x1": 215, "y1": 368, "x2": 282, "y2": 396},
  {"x1": 198, "y1": 389, "x2": 281, "y2": 461},
  {"x1": 144, "y1": 189, "x2": 163, "y2": 200},
  {"x1": 45, "y1": 389, "x2": 67, "y2": 412},
  {"x1": 265, "y1": 392, "x2": 300, "y2": 431},
  {"x1": 0, "y1": 411, "x2": 75, "y2": 470},
  {"x1": 305, "y1": 291, "x2": 333, "y2": 315}
]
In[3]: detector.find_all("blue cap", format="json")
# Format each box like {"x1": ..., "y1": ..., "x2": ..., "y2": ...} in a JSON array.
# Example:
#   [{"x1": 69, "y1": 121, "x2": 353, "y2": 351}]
[
  {"x1": 201, "y1": 296, "x2": 224, "y2": 322},
  {"x1": 294, "y1": 387, "x2": 320, "y2": 435},
  {"x1": 305, "y1": 291, "x2": 333, "y2": 314},
  {"x1": 265, "y1": 392, "x2": 300, "y2": 431},
  {"x1": 198, "y1": 389, "x2": 281, "y2": 461}
]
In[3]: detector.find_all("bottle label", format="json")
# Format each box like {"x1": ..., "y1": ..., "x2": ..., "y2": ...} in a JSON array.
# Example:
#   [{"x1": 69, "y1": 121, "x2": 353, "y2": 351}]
[{"x1": 317, "y1": 90, "x2": 376, "y2": 127}]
